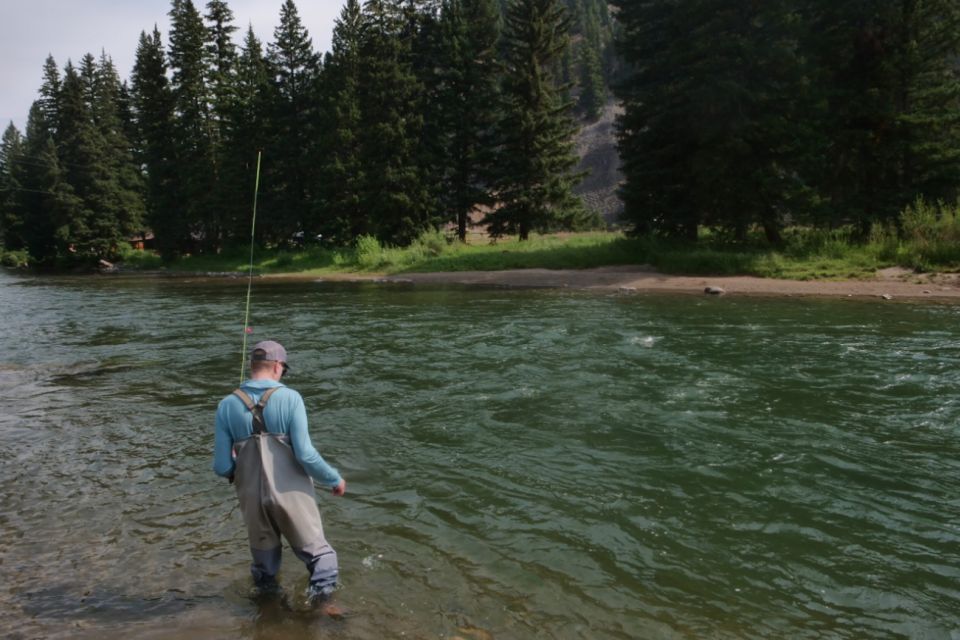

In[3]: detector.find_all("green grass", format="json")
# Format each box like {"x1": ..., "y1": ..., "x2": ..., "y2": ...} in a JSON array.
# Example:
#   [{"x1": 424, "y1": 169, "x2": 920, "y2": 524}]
[
  {"x1": 110, "y1": 198, "x2": 960, "y2": 281},
  {"x1": 9, "y1": 196, "x2": 960, "y2": 279},
  {"x1": 121, "y1": 230, "x2": 897, "y2": 280},
  {"x1": 136, "y1": 231, "x2": 655, "y2": 276},
  {"x1": 381, "y1": 232, "x2": 647, "y2": 272}
]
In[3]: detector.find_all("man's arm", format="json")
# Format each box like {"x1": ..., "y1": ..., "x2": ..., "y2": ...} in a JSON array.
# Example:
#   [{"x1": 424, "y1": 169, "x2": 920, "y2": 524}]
[
  {"x1": 287, "y1": 393, "x2": 344, "y2": 490},
  {"x1": 212, "y1": 399, "x2": 236, "y2": 479}
]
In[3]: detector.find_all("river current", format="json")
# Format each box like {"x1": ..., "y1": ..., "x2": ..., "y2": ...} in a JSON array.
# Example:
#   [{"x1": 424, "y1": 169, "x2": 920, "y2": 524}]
[{"x1": 0, "y1": 271, "x2": 958, "y2": 639}]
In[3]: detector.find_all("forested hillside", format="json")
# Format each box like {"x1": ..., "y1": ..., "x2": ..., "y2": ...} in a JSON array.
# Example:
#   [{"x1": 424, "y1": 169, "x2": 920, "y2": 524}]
[
  {"x1": 12, "y1": 1, "x2": 952, "y2": 271},
  {"x1": 0, "y1": 0, "x2": 618, "y2": 266}
]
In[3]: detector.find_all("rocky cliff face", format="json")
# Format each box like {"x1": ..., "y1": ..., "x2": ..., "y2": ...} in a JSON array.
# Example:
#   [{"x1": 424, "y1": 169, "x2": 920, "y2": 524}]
[{"x1": 573, "y1": 101, "x2": 624, "y2": 227}]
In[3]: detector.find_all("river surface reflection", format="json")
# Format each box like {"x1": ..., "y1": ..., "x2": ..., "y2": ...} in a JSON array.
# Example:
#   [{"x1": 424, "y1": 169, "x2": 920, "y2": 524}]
[{"x1": 0, "y1": 271, "x2": 958, "y2": 639}]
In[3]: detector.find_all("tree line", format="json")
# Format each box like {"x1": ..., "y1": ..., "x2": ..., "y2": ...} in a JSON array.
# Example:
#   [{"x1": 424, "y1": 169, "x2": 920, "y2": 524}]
[
  {"x1": 613, "y1": 0, "x2": 960, "y2": 243},
  {"x1": 0, "y1": 0, "x2": 614, "y2": 265}
]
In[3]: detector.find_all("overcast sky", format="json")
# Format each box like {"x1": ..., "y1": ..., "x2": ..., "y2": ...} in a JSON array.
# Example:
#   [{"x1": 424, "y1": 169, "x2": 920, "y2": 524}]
[{"x1": 0, "y1": 0, "x2": 343, "y2": 133}]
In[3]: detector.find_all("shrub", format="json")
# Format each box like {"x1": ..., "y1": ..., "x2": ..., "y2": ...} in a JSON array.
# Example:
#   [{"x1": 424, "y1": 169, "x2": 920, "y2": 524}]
[
  {"x1": 0, "y1": 249, "x2": 30, "y2": 268},
  {"x1": 116, "y1": 244, "x2": 163, "y2": 269},
  {"x1": 868, "y1": 221, "x2": 900, "y2": 263},
  {"x1": 355, "y1": 235, "x2": 384, "y2": 269},
  {"x1": 410, "y1": 229, "x2": 451, "y2": 258},
  {"x1": 897, "y1": 198, "x2": 960, "y2": 270}
]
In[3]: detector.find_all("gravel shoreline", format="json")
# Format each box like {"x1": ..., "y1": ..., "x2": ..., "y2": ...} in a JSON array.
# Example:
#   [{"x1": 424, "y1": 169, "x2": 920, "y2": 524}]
[{"x1": 297, "y1": 265, "x2": 960, "y2": 301}]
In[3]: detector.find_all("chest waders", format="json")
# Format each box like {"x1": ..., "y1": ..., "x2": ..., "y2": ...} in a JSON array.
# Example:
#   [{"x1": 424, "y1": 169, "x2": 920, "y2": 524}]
[{"x1": 231, "y1": 388, "x2": 338, "y2": 593}]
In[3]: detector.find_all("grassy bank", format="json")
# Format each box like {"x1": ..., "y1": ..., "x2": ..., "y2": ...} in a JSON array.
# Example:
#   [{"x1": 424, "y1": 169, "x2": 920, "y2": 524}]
[
  {"x1": 112, "y1": 230, "x2": 954, "y2": 281},
  {"x1": 119, "y1": 231, "x2": 646, "y2": 275},
  {"x1": 29, "y1": 199, "x2": 960, "y2": 279}
]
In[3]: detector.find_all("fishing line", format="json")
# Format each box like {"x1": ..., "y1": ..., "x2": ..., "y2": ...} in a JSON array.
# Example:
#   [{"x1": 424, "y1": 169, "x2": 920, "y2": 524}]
[{"x1": 240, "y1": 151, "x2": 263, "y2": 384}]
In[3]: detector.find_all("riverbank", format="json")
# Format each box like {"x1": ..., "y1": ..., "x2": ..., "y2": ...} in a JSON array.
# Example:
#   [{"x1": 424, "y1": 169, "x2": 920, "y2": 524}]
[{"x1": 283, "y1": 265, "x2": 960, "y2": 300}]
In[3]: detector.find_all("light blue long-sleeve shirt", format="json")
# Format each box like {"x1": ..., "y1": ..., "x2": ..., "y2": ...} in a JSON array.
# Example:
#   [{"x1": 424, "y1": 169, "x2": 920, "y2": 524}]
[{"x1": 213, "y1": 378, "x2": 342, "y2": 487}]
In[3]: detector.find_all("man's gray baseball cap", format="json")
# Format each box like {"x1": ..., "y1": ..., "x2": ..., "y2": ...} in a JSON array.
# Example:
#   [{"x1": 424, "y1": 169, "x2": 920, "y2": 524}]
[{"x1": 251, "y1": 340, "x2": 289, "y2": 371}]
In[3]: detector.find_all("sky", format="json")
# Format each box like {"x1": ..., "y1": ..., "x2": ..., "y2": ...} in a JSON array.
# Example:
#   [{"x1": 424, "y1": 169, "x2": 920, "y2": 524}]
[{"x1": 0, "y1": 0, "x2": 343, "y2": 133}]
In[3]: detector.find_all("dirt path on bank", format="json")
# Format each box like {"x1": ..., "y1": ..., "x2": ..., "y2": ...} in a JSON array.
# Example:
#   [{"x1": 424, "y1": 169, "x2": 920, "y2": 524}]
[{"x1": 302, "y1": 265, "x2": 960, "y2": 301}]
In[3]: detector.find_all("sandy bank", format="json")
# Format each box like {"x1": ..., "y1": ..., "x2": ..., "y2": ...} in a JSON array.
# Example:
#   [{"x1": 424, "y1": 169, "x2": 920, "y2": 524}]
[{"x1": 298, "y1": 265, "x2": 960, "y2": 301}]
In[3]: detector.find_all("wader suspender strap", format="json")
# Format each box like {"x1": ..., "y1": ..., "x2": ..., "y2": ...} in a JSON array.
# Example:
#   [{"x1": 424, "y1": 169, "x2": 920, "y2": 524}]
[{"x1": 232, "y1": 387, "x2": 280, "y2": 434}]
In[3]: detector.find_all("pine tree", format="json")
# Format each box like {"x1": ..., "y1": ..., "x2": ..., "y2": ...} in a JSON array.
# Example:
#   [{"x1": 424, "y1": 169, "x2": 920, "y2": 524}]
[
  {"x1": 91, "y1": 52, "x2": 145, "y2": 245},
  {"x1": 321, "y1": 0, "x2": 367, "y2": 243},
  {"x1": 809, "y1": 0, "x2": 960, "y2": 233},
  {"x1": 489, "y1": 0, "x2": 586, "y2": 240},
  {"x1": 116, "y1": 81, "x2": 141, "y2": 162},
  {"x1": 613, "y1": 0, "x2": 814, "y2": 242},
  {"x1": 0, "y1": 123, "x2": 25, "y2": 250},
  {"x1": 38, "y1": 56, "x2": 62, "y2": 138},
  {"x1": 576, "y1": 40, "x2": 605, "y2": 120},
  {"x1": 574, "y1": 0, "x2": 606, "y2": 120},
  {"x1": 58, "y1": 59, "x2": 118, "y2": 260},
  {"x1": 17, "y1": 102, "x2": 83, "y2": 262},
  {"x1": 902, "y1": 2, "x2": 960, "y2": 207},
  {"x1": 356, "y1": 0, "x2": 432, "y2": 244},
  {"x1": 205, "y1": 0, "x2": 238, "y2": 126},
  {"x1": 204, "y1": 0, "x2": 239, "y2": 249},
  {"x1": 264, "y1": 0, "x2": 321, "y2": 244},
  {"x1": 404, "y1": 0, "x2": 446, "y2": 234},
  {"x1": 169, "y1": 0, "x2": 217, "y2": 252},
  {"x1": 132, "y1": 27, "x2": 181, "y2": 258},
  {"x1": 434, "y1": 0, "x2": 502, "y2": 241},
  {"x1": 221, "y1": 26, "x2": 271, "y2": 244}
]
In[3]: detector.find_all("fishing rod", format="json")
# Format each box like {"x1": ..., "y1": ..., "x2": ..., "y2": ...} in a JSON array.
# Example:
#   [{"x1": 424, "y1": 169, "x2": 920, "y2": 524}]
[{"x1": 240, "y1": 151, "x2": 263, "y2": 384}]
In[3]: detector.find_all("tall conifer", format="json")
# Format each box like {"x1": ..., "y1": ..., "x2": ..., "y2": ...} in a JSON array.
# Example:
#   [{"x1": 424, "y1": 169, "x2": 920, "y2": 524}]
[
  {"x1": 18, "y1": 102, "x2": 83, "y2": 261},
  {"x1": 58, "y1": 59, "x2": 122, "y2": 259},
  {"x1": 613, "y1": 0, "x2": 813, "y2": 242},
  {"x1": 132, "y1": 27, "x2": 181, "y2": 258},
  {"x1": 809, "y1": 0, "x2": 960, "y2": 232},
  {"x1": 221, "y1": 26, "x2": 271, "y2": 243},
  {"x1": 205, "y1": 0, "x2": 238, "y2": 126},
  {"x1": 322, "y1": 0, "x2": 367, "y2": 243},
  {"x1": 0, "y1": 123, "x2": 25, "y2": 250},
  {"x1": 264, "y1": 0, "x2": 321, "y2": 243},
  {"x1": 204, "y1": 0, "x2": 239, "y2": 249},
  {"x1": 434, "y1": 0, "x2": 502, "y2": 241},
  {"x1": 38, "y1": 56, "x2": 62, "y2": 138},
  {"x1": 357, "y1": 0, "x2": 432, "y2": 244},
  {"x1": 91, "y1": 53, "x2": 145, "y2": 244},
  {"x1": 169, "y1": 0, "x2": 217, "y2": 252},
  {"x1": 489, "y1": 0, "x2": 585, "y2": 240}
]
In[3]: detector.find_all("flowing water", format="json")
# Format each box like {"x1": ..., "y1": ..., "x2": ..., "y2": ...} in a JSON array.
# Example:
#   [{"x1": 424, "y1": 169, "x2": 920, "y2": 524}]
[{"x1": 0, "y1": 271, "x2": 958, "y2": 640}]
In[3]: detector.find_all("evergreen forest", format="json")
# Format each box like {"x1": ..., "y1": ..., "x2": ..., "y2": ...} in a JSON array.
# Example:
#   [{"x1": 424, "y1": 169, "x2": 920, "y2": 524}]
[
  {"x1": 0, "y1": 0, "x2": 614, "y2": 265},
  {"x1": 614, "y1": 1, "x2": 960, "y2": 243},
  {"x1": 3, "y1": 0, "x2": 960, "y2": 269}
]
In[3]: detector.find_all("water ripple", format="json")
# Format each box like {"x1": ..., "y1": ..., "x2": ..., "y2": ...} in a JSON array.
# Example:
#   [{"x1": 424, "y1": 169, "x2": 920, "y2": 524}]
[{"x1": 1, "y1": 276, "x2": 959, "y2": 638}]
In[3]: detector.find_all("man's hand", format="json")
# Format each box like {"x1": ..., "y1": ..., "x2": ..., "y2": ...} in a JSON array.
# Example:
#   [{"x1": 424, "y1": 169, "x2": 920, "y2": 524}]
[{"x1": 331, "y1": 478, "x2": 346, "y2": 496}]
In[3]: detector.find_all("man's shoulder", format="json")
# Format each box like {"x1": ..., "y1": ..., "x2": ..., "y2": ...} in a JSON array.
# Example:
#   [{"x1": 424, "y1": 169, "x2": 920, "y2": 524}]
[
  {"x1": 269, "y1": 385, "x2": 303, "y2": 404},
  {"x1": 217, "y1": 383, "x2": 302, "y2": 408},
  {"x1": 217, "y1": 390, "x2": 244, "y2": 411}
]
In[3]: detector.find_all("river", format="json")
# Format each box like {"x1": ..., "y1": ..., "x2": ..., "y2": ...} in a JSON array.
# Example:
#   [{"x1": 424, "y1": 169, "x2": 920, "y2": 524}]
[{"x1": 0, "y1": 271, "x2": 958, "y2": 639}]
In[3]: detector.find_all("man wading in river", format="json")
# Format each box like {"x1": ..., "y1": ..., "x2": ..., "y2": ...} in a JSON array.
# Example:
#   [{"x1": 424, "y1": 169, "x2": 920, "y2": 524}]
[{"x1": 213, "y1": 340, "x2": 346, "y2": 604}]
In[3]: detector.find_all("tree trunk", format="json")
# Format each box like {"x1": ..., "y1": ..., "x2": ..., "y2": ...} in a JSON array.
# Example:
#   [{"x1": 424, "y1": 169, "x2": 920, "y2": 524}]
[
  {"x1": 458, "y1": 210, "x2": 467, "y2": 243},
  {"x1": 762, "y1": 216, "x2": 783, "y2": 245}
]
